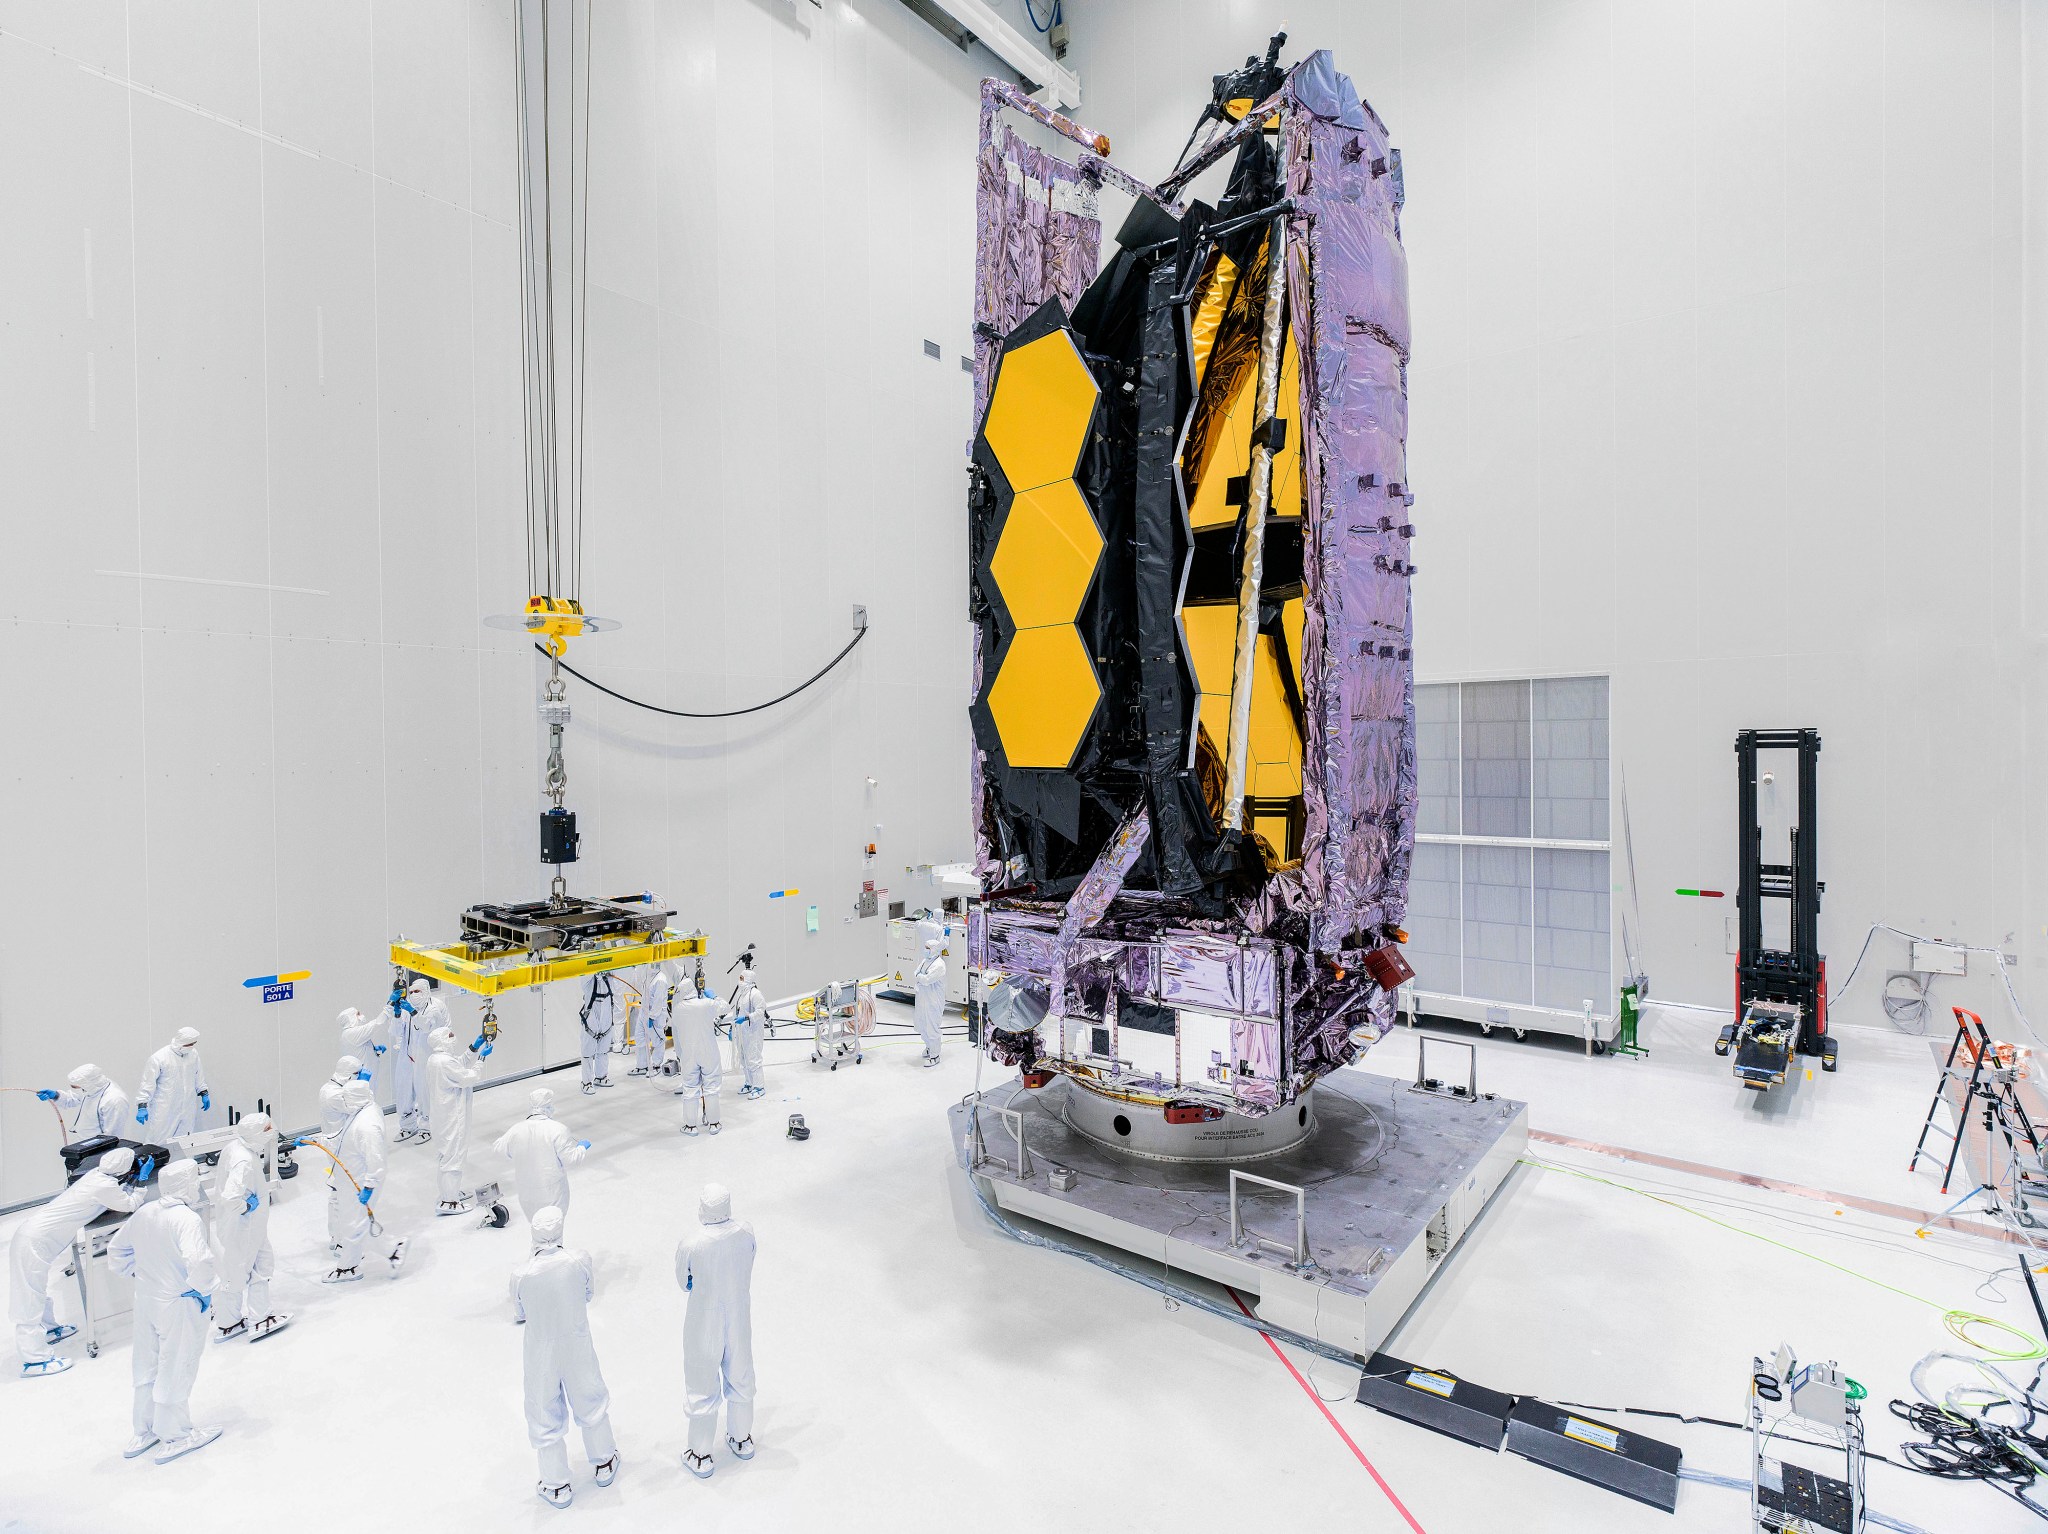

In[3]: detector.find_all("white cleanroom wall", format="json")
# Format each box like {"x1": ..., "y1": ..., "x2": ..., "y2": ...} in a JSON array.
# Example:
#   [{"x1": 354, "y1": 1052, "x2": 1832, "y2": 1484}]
[
  {"x1": 0, "y1": 0, "x2": 1066, "y2": 1205},
  {"x1": 1068, "y1": 0, "x2": 2047, "y2": 1035}
]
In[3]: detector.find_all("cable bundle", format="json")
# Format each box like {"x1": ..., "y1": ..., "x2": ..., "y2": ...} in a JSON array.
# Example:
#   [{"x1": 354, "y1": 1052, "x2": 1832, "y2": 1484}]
[
  {"x1": 1891, "y1": 1353, "x2": 2048, "y2": 1520},
  {"x1": 1890, "y1": 1397, "x2": 2043, "y2": 1486}
]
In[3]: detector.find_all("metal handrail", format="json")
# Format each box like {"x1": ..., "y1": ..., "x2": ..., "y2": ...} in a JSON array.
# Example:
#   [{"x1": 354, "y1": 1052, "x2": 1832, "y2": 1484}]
[
  {"x1": 970, "y1": 1103, "x2": 1034, "y2": 1180},
  {"x1": 1228, "y1": 1168, "x2": 1309, "y2": 1268},
  {"x1": 1412, "y1": 1035, "x2": 1478, "y2": 1099}
]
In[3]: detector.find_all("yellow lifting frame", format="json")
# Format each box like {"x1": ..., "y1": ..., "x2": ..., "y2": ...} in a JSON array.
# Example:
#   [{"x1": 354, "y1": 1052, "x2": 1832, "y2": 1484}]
[{"x1": 389, "y1": 929, "x2": 708, "y2": 998}]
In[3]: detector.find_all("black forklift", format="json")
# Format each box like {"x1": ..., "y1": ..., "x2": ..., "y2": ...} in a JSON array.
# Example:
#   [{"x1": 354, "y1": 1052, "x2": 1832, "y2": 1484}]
[{"x1": 1716, "y1": 729, "x2": 1835, "y2": 1089}]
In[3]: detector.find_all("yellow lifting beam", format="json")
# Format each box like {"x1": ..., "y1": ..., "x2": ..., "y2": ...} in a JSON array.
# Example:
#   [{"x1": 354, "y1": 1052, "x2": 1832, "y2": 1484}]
[{"x1": 389, "y1": 929, "x2": 708, "y2": 998}]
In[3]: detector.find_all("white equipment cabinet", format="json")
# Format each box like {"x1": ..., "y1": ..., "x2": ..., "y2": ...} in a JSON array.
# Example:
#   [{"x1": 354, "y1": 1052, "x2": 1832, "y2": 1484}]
[
  {"x1": 883, "y1": 914, "x2": 969, "y2": 1007},
  {"x1": 883, "y1": 861, "x2": 979, "y2": 1008}
]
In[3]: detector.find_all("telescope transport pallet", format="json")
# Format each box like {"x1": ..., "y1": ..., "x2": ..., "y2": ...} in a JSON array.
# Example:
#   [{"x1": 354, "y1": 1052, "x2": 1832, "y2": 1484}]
[{"x1": 953, "y1": 1060, "x2": 1527, "y2": 1359}]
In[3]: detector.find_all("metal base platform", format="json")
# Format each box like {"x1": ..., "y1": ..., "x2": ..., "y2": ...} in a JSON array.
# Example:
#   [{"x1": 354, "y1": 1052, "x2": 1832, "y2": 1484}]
[{"x1": 953, "y1": 1067, "x2": 1529, "y2": 1358}]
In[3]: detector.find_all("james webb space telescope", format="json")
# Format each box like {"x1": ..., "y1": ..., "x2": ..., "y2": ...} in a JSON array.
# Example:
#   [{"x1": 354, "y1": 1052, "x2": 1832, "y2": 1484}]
[{"x1": 952, "y1": 43, "x2": 1529, "y2": 1360}]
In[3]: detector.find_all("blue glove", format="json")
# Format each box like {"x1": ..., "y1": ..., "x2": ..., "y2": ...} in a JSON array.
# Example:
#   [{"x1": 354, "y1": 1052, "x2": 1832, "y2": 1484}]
[
  {"x1": 356, "y1": 1069, "x2": 372, "y2": 1081},
  {"x1": 373, "y1": 1043, "x2": 387, "y2": 1055},
  {"x1": 182, "y1": 1289, "x2": 211, "y2": 1315},
  {"x1": 138, "y1": 1156, "x2": 156, "y2": 1181},
  {"x1": 480, "y1": 1042, "x2": 494, "y2": 1059},
  {"x1": 358, "y1": 1186, "x2": 374, "y2": 1206},
  {"x1": 243, "y1": 1191, "x2": 260, "y2": 1215},
  {"x1": 199, "y1": 1090, "x2": 211, "y2": 1111},
  {"x1": 578, "y1": 1140, "x2": 591, "y2": 1151},
  {"x1": 35, "y1": 1089, "x2": 57, "y2": 1101},
  {"x1": 136, "y1": 1102, "x2": 149, "y2": 1126}
]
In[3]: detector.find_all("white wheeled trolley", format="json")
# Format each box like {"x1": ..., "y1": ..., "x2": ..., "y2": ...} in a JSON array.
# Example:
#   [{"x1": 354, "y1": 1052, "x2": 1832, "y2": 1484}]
[
  {"x1": 803, "y1": 978, "x2": 877, "y2": 1071},
  {"x1": 67, "y1": 1207, "x2": 134, "y2": 1359}
]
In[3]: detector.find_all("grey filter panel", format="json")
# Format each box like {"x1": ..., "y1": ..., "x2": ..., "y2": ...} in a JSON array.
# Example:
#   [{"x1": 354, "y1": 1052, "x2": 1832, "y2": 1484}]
[
  {"x1": 1355, "y1": 1352, "x2": 1513, "y2": 1450},
  {"x1": 1505, "y1": 1398, "x2": 1682, "y2": 1513}
]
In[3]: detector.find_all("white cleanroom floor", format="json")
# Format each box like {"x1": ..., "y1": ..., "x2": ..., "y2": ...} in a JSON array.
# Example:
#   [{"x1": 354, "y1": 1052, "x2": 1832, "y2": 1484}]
[{"x1": 0, "y1": 1000, "x2": 2034, "y2": 1533}]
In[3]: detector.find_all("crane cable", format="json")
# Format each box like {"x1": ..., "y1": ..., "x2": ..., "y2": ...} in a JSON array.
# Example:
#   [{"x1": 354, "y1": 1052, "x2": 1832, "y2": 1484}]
[
  {"x1": 512, "y1": 5, "x2": 862, "y2": 721},
  {"x1": 532, "y1": 625, "x2": 867, "y2": 719},
  {"x1": 514, "y1": 0, "x2": 595, "y2": 604}
]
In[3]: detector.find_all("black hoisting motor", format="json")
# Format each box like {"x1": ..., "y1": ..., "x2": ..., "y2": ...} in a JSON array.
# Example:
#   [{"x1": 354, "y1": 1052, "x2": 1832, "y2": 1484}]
[{"x1": 540, "y1": 805, "x2": 580, "y2": 865}]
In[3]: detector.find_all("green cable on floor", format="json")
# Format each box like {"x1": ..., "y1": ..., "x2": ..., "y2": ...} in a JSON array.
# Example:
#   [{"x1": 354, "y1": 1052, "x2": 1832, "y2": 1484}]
[{"x1": 1520, "y1": 1155, "x2": 2048, "y2": 1362}]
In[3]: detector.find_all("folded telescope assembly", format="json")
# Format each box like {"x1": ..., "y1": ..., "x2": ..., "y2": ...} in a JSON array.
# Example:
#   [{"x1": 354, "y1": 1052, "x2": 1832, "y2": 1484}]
[{"x1": 966, "y1": 46, "x2": 1419, "y2": 1144}]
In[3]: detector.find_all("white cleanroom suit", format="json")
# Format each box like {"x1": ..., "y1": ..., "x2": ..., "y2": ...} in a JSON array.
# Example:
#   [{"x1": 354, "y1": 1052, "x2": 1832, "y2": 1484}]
[
  {"x1": 323, "y1": 1080, "x2": 397, "y2": 1279},
  {"x1": 109, "y1": 1159, "x2": 219, "y2": 1461},
  {"x1": 577, "y1": 973, "x2": 621, "y2": 1093},
  {"x1": 10, "y1": 1148, "x2": 139, "y2": 1373},
  {"x1": 672, "y1": 990, "x2": 724, "y2": 1133},
  {"x1": 675, "y1": 1182, "x2": 757, "y2": 1475},
  {"x1": 394, "y1": 978, "x2": 447, "y2": 1140},
  {"x1": 426, "y1": 1027, "x2": 485, "y2": 1210},
  {"x1": 54, "y1": 1063, "x2": 134, "y2": 1139},
  {"x1": 728, "y1": 968, "x2": 767, "y2": 1097},
  {"x1": 337, "y1": 1005, "x2": 391, "y2": 1061},
  {"x1": 636, "y1": 967, "x2": 674, "y2": 1076},
  {"x1": 319, "y1": 1055, "x2": 368, "y2": 1139},
  {"x1": 136, "y1": 1027, "x2": 209, "y2": 1139},
  {"x1": 512, "y1": 1208, "x2": 619, "y2": 1506},
  {"x1": 493, "y1": 1089, "x2": 589, "y2": 1229},
  {"x1": 337, "y1": 1005, "x2": 391, "y2": 1100},
  {"x1": 914, "y1": 938, "x2": 947, "y2": 1065},
  {"x1": 210, "y1": 1114, "x2": 287, "y2": 1340}
]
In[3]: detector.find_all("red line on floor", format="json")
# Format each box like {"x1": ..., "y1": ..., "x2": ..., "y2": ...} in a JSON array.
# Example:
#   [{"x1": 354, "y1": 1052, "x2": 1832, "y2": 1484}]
[{"x1": 1227, "y1": 1288, "x2": 1428, "y2": 1534}]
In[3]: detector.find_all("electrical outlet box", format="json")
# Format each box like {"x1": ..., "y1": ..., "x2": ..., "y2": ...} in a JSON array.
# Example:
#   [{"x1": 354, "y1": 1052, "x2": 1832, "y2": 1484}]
[
  {"x1": 851, "y1": 604, "x2": 868, "y2": 631},
  {"x1": 1911, "y1": 941, "x2": 1966, "y2": 976},
  {"x1": 1725, "y1": 916, "x2": 1739, "y2": 956}
]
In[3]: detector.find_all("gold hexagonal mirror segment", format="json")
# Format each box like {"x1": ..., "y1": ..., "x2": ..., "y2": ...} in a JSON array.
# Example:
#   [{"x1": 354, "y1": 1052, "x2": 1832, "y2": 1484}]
[
  {"x1": 989, "y1": 480, "x2": 1105, "y2": 630},
  {"x1": 982, "y1": 330, "x2": 1099, "y2": 494},
  {"x1": 1180, "y1": 601, "x2": 1303, "y2": 859},
  {"x1": 1185, "y1": 328, "x2": 1301, "y2": 532},
  {"x1": 985, "y1": 625, "x2": 1102, "y2": 770}
]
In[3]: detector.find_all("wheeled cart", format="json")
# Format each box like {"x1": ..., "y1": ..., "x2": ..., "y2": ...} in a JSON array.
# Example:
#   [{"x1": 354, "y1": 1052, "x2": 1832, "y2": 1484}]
[
  {"x1": 66, "y1": 1207, "x2": 134, "y2": 1359},
  {"x1": 802, "y1": 978, "x2": 876, "y2": 1071}
]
